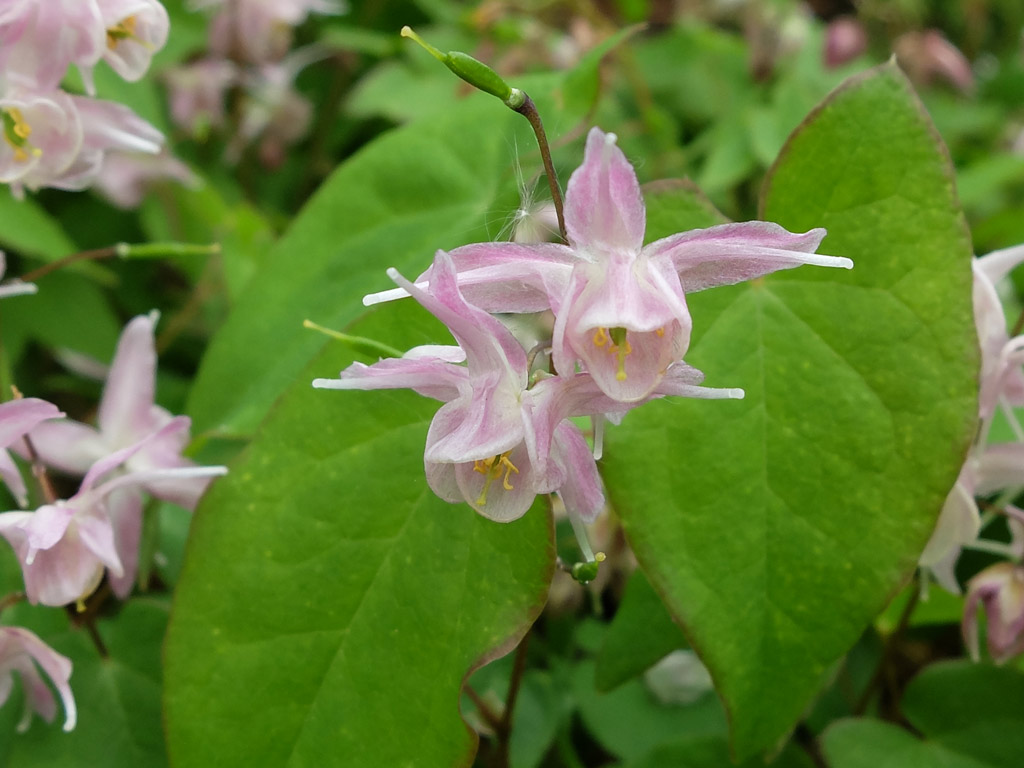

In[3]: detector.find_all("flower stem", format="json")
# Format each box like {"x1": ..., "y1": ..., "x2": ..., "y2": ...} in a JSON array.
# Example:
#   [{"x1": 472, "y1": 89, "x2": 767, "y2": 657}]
[
  {"x1": 493, "y1": 629, "x2": 531, "y2": 768},
  {"x1": 19, "y1": 242, "x2": 220, "y2": 283},
  {"x1": 511, "y1": 94, "x2": 567, "y2": 243},
  {"x1": 0, "y1": 591, "x2": 25, "y2": 614}
]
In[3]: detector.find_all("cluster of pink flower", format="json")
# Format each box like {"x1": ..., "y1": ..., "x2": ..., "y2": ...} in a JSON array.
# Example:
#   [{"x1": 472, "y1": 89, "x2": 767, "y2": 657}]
[
  {"x1": 165, "y1": 0, "x2": 339, "y2": 166},
  {"x1": 919, "y1": 244, "x2": 1024, "y2": 662},
  {"x1": 0, "y1": 259, "x2": 226, "y2": 731},
  {"x1": 0, "y1": 0, "x2": 171, "y2": 197},
  {"x1": 315, "y1": 128, "x2": 852, "y2": 533}
]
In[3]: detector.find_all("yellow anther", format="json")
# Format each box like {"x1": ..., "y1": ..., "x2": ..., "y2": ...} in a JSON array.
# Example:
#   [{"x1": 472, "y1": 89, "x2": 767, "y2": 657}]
[
  {"x1": 2, "y1": 108, "x2": 38, "y2": 163},
  {"x1": 608, "y1": 327, "x2": 631, "y2": 381},
  {"x1": 107, "y1": 15, "x2": 138, "y2": 49},
  {"x1": 473, "y1": 451, "x2": 519, "y2": 505},
  {"x1": 592, "y1": 327, "x2": 609, "y2": 347},
  {"x1": 655, "y1": 327, "x2": 665, "y2": 338}
]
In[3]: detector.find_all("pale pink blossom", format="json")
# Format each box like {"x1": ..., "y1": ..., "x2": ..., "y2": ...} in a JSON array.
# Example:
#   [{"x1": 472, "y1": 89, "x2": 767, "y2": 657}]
[
  {"x1": 0, "y1": 626, "x2": 76, "y2": 732},
  {"x1": 200, "y1": 0, "x2": 341, "y2": 63},
  {"x1": 365, "y1": 127, "x2": 851, "y2": 402},
  {"x1": 95, "y1": 0, "x2": 170, "y2": 82},
  {"x1": 963, "y1": 562, "x2": 1024, "y2": 663},
  {"x1": 28, "y1": 313, "x2": 217, "y2": 512},
  {"x1": 315, "y1": 251, "x2": 742, "y2": 522},
  {"x1": 163, "y1": 58, "x2": 238, "y2": 138},
  {"x1": 0, "y1": 422, "x2": 226, "y2": 605},
  {"x1": 93, "y1": 150, "x2": 198, "y2": 208},
  {"x1": 49, "y1": 96, "x2": 163, "y2": 192},
  {"x1": 0, "y1": 87, "x2": 83, "y2": 197},
  {"x1": 895, "y1": 30, "x2": 974, "y2": 95},
  {"x1": 823, "y1": 16, "x2": 867, "y2": 69},
  {"x1": 0, "y1": 0, "x2": 105, "y2": 92},
  {"x1": 0, "y1": 397, "x2": 63, "y2": 508}
]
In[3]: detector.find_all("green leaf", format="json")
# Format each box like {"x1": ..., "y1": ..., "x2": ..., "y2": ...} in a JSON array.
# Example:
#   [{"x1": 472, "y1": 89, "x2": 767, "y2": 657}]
[
  {"x1": 165, "y1": 303, "x2": 554, "y2": 767},
  {"x1": 0, "y1": 600, "x2": 169, "y2": 767},
  {"x1": 187, "y1": 94, "x2": 533, "y2": 437},
  {"x1": 0, "y1": 193, "x2": 76, "y2": 261},
  {"x1": 595, "y1": 569, "x2": 687, "y2": 692},
  {"x1": 624, "y1": 736, "x2": 816, "y2": 768},
  {"x1": 602, "y1": 62, "x2": 977, "y2": 759},
  {"x1": 900, "y1": 661, "x2": 1024, "y2": 768},
  {"x1": 822, "y1": 719, "x2": 992, "y2": 768},
  {"x1": 561, "y1": 26, "x2": 643, "y2": 118}
]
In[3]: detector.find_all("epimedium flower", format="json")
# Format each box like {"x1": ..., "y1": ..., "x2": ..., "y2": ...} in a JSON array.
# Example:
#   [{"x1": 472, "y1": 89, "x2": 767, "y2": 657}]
[
  {"x1": 963, "y1": 562, "x2": 1024, "y2": 664},
  {"x1": 27, "y1": 313, "x2": 217, "y2": 511},
  {"x1": 0, "y1": 0, "x2": 105, "y2": 92},
  {"x1": 0, "y1": 625, "x2": 76, "y2": 732},
  {"x1": 315, "y1": 250, "x2": 743, "y2": 523},
  {"x1": 0, "y1": 421, "x2": 227, "y2": 606},
  {"x1": 365, "y1": 127, "x2": 852, "y2": 402},
  {"x1": 0, "y1": 87, "x2": 83, "y2": 196},
  {"x1": 95, "y1": 0, "x2": 170, "y2": 83}
]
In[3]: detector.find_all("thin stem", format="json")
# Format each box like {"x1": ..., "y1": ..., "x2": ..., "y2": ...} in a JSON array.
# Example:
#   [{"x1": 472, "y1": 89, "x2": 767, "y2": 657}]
[
  {"x1": 853, "y1": 588, "x2": 919, "y2": 715},
  {"x1": 19, "y1": 433, "x2": 57, "y2": 504},
  {"x1": 962, "y1": 538, "x2": 1021, "y2": 559},
  {"x1": 493, "y1": 630, "x2": 531, "y2": 768},
  {"x1": 465, "y1": 685, "x2": 503, "y2": 732},
  {"x1": 83, "y1": 618, "x2": 109, "y2": 659},
  {"x1": 512, "y1": 94, "x2": 566, "y2": 243},
  {"x1": 19, "y1": 246, "x2": 116, "y2": 283},
  {"x1": 0, "y1": 591, "x2": 25, "y2": 614}
]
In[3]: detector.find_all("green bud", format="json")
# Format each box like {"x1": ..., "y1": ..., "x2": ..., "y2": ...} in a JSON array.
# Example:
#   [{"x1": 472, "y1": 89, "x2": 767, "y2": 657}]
[
  {"x1": 401, "y1": 26, "x2": 519, "y2": 107},
  {"x1": 570, "y1": 552, "x2": 607, "y2": 584}
]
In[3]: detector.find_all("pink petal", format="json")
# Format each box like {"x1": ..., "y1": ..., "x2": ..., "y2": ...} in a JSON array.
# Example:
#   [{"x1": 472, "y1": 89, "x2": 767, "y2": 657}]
[
  {"x1": 0, "y1": 626, "x2": 76, "y2": 731},
  {"x1": 313, "y1": 357, "x2": 468, "y2": 403},
  {"x1": 551, "y1": 421, "x2": 605, "y2": 523},
  {"x1": 105, "y1": 488, "x2": 143, "y2": 599},
  {"x1": 97, "y1": 313, "x2": 158, "y2": 448},
  {"x1": 920, "y1": 479, "x2": 979, "y2": 568},
  {"x1": 0, "y1": 398, "x2": 63, "y2": 449},
  {"x1": 646, "y1": 222, "x2": 851, "y2": 292},
  {"x1": 564, "y1": 128, "x2": 645, "y2": 257},
  {"x1": 23, "y1": 419, "x2": 106, "y2": 476},
  {"x1": 424, "y1": 389, "x2": 524, "y2": 465},
  {"x1": 976, "y1": 243, "x2": 1024, "y2": 288},
  {"x1": 0, "y1": 449, "x2": 27, "y2": 507},
  {"x1": 453, "y1": 441, "x2": 536, "y2": 522},
  {"x1": 975, "y1": 443, "x2": 1024, "y2": 496}
]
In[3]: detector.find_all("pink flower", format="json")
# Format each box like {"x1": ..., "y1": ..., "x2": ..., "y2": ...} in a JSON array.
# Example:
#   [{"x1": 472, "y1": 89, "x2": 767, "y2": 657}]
[
  {"x1": 0, "y1": 397, "x2": 64, "y2": 508},
  {"x1": 27, "y1": 313, "x2": 217, "y2": 511},
  {"x1": 163, "y1": 58, "x2": 238, "y2": 138},
  {"x1": 95, "y1": 0, "x2": 169, "y2": 82},
  {"x1": 823, "y1": 16, "x2": 867, "y2": 69},
  {"x1": 963, "y1": 562, "x2": 1024, "y2": 663},
  {"x1": 200, "y1": 0, "x2": 340, "y2": 64},
  {"x1": 0, "y1": 626, "x2": 75, "y2": 732},
  {"x1": 93, "y1": 150, "x2": 198, "y2": 209},
  {"x1": 365, "y1": 127, "x2": 851, "y2": 401},
  {"x1": 0, "y1": 87, "x2": 84, "y2": 197},
  {"x1": 0, "y1": 0, "x2": 105, "y2": 92},
  {"x1": 315, "y1": 251, "x2": 742, "y2": 522},
  {"x1": 49, "y1": 96, "x2": 163, "y2": 192},
  {"x1": 0, "y1": 421, "x2": 227, "y2": 605}
]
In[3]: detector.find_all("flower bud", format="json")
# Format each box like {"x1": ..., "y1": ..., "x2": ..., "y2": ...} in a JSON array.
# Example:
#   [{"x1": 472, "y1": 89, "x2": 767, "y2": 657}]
[{"x1": 963, "y1": 562, "x2": 1024, "y2": 663}]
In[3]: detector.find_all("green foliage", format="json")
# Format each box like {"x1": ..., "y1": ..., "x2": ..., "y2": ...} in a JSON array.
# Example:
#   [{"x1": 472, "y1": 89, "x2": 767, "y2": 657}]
[{"x1": 602, "y1": 62, "x2": 978, "y2": 759}]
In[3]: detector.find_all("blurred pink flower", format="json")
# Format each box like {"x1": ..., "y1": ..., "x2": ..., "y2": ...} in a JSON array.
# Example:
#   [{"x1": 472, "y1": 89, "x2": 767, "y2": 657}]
[
  {"x1": 199, "y1": 0, "x2": 341, "y2": 64},
  {"x1": 0, "y1": 397, "x2": 63, "y2": 508},
  {"x1": 895, "y1": 30, "x2": 974, "y2": 94},
  {"x1": 93, "y1": 150, "x2": 198, "y2": 208},
  {"x1": 28, "y1": 313, "x2": 219, "y2": 512},
  {"x1": 96, "y1": 0, "x2": 170, "y2": 82},
  {"x1": 0, "y1": 626, "x2": 75, "y2": 732},
  {"x1": 163, "y1": 58, "x2": 238, "y2": 138},
  {"x1": 964, "y1": 562, "x2": 1024, "y2": 663},
  {"x1": 823, "y1": 16, "x2": 867, "y2": 69},
  {"x1": 0, "y1": 0, "x2": 104, "y2": 91}
]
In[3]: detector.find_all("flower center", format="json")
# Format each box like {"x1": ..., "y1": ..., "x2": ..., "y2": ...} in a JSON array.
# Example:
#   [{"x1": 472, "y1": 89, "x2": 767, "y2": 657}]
[
  {"x1": 1, "y1": 108, "x2": 40, "y2": 163},
  {"x1": 106, "y1": 15, "x2": 138, "y2": 49},
  {"x1": 592, "y1": 326, "x2": 634, "y2": 381},
  {"x1": 472, "y1": 451, "x2": 520, "y2": 506}
]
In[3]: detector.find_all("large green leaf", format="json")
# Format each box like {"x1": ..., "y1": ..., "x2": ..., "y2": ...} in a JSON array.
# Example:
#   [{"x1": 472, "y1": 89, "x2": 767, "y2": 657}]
[
  {"x1": 602, "y1": 62, "x2": 977, "y2": 758},
  {"x1": 165, "y1": 303, "x2": 554, "y2": 767},
  {"x1": 186, "y1": 94, "x2": 539, "y2": 438},
  {"x1": 822, "y1": 719, "x2": 992, "y2": 768}
]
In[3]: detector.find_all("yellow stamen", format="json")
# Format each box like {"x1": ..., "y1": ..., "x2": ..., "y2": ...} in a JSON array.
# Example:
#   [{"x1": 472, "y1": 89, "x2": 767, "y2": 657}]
[
  {"x1": 608, "y1": 327, "x2": 631, "y2": 381},
  {"x1": 2, "y1": 108, "x2": 39, "y2": 163},
  {"x1": 592, "y1": 327, "x2": 609, "y2": 347},
  {"x1": 473, "y1": 451, "x2": 520, "y2": 505},
  {"x1": 655, "y1": 327, "x2": 665, "y2": 338},
  {"x1": 107, "y1": 15, "x2": 138, "y2": 49}
]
